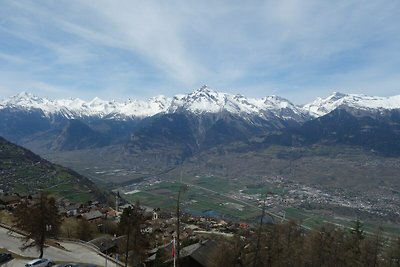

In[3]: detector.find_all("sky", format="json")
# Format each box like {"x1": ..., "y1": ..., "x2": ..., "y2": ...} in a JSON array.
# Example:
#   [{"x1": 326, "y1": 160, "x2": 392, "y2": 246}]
[{"x1": 0, "y1": 0, "x2": 399, "y2": 104}]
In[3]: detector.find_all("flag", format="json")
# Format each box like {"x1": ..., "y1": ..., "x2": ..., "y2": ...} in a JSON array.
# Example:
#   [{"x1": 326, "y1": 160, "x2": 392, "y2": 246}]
[{"x1": 172, "y1": 237, "x2": 175, "y2": 258}]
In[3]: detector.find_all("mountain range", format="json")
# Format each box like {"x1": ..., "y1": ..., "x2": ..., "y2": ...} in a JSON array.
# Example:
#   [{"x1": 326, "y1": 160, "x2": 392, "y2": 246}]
[
  {"x1": 0, "y1": 86, "x2": 400, "y2": 185},
  {"x1": 2, "y1": 86, "x2": 400, "y2": 120}
]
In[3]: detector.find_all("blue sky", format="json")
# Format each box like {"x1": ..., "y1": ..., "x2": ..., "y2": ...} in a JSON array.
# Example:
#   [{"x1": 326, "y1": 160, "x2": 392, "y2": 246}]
[{"x1": 0, "y1": 0, "x2": 399, "y2": 104}]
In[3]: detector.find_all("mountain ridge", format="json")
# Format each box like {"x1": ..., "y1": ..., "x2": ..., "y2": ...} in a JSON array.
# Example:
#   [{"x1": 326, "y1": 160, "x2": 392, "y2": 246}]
[
  {"x1": 302, "y1": 92, "x2": 400, "y2": 117},
  {"x1": 1, "y1": 86, "x2": 400, "y2": 164},
  {"x1": 2, "y1": 87, "x2": 400, "y2": 121}
]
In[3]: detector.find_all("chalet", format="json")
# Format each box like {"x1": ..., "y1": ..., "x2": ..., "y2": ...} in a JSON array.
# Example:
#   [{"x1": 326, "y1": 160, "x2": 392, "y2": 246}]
[
  {"x1": 161, "y1": 240, "x2": 218, "y2": 267},
  {"x1": 62, "y1": 204, "x2": 80, "y2": 216},
  {"x1": 105, "y1": 207, "x2": 119, "y2": 218},
  {"x1": 0, "y1": 194, "x2": 20, "y2": 209},
  {"x1": 81, "y1": 210, "x2": 103, "y2": 222},
  {"x1": 88, "y1": 235, "x2": 117, "y2": 253},
  {"x1": 181, "y1": 240, "x2": 218, "y2": 267}
]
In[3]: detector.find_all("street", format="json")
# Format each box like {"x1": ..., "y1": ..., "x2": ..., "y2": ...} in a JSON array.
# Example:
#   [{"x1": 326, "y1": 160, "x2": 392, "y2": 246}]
[{"x1": 0, "y1": 226, "x2": 120, "y2": 266}]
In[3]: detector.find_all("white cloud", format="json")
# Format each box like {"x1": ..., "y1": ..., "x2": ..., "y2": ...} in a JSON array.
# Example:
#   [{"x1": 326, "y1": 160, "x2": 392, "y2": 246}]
[{"x1": 0, "y1": 0, "x2": 399, "y2": 103}]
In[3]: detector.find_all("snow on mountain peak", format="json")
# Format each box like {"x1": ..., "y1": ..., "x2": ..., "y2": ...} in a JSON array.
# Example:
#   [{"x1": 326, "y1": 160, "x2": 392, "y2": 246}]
[
  {"x1": 117, "y1": 95, "x2": 171, "y2": 118},
  {"x1": 15, "y1": 91, "x2": 34, "y2": 99},
  {"x1": 0, "y1": 92, "x2": 60, "y2": 115},
  {"x1": 6, "y1": 87, "x2": 398, "y2": 121},
  {"x1": 198, "y1": 84, "x2": 210, "y2": 92},
  {"x1": 0, "y1": 87, "x2": 308, "y2": 120},
  {"x1": 172, "y1": 86, "x2": 227, "y2": 113},
  {"x1": 166, "y1": 87, "x2": 307, "y2": 121},
  {"x1": 11, "y1": 91, "x2": 43, "y2": 103},
  {"x1": 329, "y1": 92, "x2": 347, "y2": 100},
  {"x1": 303, "y1": 92, "x2": 400, "y2": 117}
]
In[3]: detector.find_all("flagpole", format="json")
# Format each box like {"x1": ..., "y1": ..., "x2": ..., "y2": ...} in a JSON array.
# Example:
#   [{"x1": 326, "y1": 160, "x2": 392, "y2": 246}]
[{"x1": 173, "y1": 237, "x2": 176, "y2": 267}]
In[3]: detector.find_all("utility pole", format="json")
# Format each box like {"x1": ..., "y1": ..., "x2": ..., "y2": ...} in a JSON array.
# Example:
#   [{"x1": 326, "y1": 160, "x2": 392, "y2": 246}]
[
  {"x1": 173, "y1": 236, "x2": 176, "y2": 267},
  {"x1": 124, "y1": 209, "x2": 132, "y2": 267}
]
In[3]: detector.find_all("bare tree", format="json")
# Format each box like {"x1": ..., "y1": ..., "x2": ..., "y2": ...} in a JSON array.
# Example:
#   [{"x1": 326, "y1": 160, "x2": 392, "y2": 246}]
[
  {"x1": 13, "y1": 193, "x2": 61, "y2": 258},
  {"x1": 208, "y1": 236, "x2": 246, "y2": 267},
  {"x1": 176, "y1": 184, "x2": 188, "y2": 267},
  {"x1": 76, "y1": 218, "x2": 94, "y2": 241},
  {"x1": 119, "y1": 202, "x2": 149, "y2": 267},
  {"x1": 253, "y1": 197, "x2": 266, "y2": 267}
]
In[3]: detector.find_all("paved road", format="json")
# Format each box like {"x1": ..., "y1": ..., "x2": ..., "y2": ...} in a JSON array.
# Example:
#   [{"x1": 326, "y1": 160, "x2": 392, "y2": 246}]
[{"x1": 0, "y1": 226, "x2": 119, "y2": 266}]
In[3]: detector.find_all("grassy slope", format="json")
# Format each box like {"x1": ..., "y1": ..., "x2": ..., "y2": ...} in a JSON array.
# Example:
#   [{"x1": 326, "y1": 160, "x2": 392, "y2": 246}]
[{"x1": 0, "y1": 137, "x2": 106, "y2": 202}]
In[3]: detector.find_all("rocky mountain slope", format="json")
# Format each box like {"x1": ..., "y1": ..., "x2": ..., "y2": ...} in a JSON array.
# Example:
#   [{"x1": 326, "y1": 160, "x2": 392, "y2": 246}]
[
  {"x1": 0, "y1": 86, "x2": 309, "y2": 121},
  {"x1": 2, "y1": 87, "x2": 399, "y2": 121},
  {"x1": 0, "y1": 86, "x2": 310, "y2": 154},
  {"x1": 0, "y1": 87, "x2": 400, "y2": 182}
]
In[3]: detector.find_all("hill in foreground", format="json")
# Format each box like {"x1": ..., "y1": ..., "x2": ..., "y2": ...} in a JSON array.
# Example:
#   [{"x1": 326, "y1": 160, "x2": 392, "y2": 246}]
[{"x1": 0, "y1": 136, "x2": 107, "y2": 203}]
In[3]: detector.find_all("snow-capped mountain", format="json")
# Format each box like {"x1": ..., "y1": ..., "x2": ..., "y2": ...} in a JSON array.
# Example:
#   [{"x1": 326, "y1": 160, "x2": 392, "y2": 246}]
[
  {"x1": 303, "y1": 92, "x2": 400, "y2": 117},
  {"x1": 1, "y1": 87, "x2": 400, "y2": 176},
  {"x1": 0, "y1": 86, "x2": 307, "y2": 121},
  {"x1": 0, "y1": 91, "x2": 171, "y2": 119},
  {"x1": 168, "y1": 85, "x2": 307, "y2": 121},
  {"x1": 0, "y1": 86, "x2": 306, "y2": 156},
  {"x1": 2, "y1": 87, "x2": 400, "y2": 121}
]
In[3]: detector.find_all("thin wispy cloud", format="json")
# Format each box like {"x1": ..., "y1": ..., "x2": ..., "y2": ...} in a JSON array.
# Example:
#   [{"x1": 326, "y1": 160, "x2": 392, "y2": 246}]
[{"x1": 0, "y1": 0, "x2": 399, "y2": 103}]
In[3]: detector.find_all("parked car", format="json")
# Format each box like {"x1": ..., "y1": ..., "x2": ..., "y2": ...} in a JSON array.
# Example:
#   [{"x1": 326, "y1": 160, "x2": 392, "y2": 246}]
[
  {"x1": 0, "y1": 252, "x2": 12, "y2": 263},
  {"x1": 25, "y1": 258, "x2": 54, "y2": 267}
]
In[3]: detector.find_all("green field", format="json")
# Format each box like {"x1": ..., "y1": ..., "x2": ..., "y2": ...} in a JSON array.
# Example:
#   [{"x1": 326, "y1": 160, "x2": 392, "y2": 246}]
[
  {"x1": 119, "y1": 175, "x2": 400, "y2": 236},
  {"x1": 242, "y1": 184, "x2": 286, "y2": 195},
  {"x1": 122, "y1": 178, "x2": 262, "y2": 221}
]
